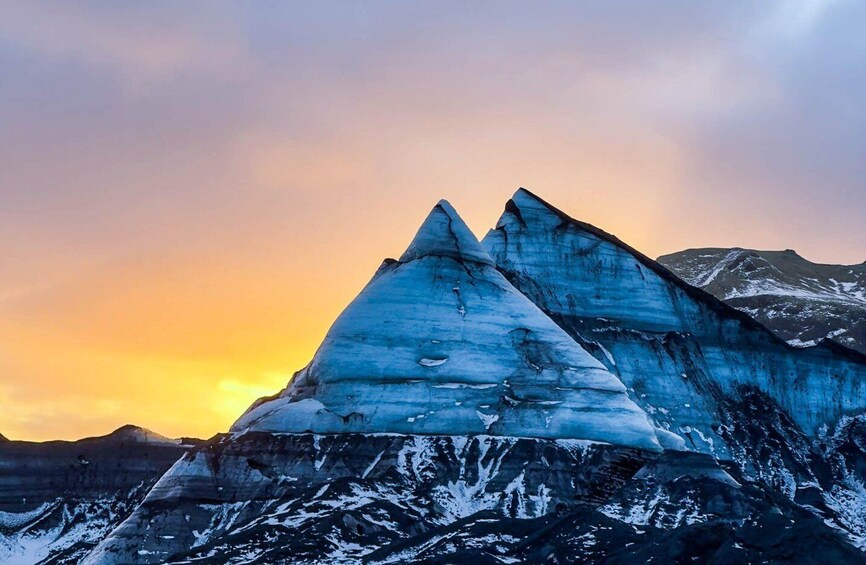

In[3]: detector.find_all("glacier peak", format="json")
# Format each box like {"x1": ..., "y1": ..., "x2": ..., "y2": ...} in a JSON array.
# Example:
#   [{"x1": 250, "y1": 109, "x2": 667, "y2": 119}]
[{"x1": 399, "y1": 199, "x2": 494, "y2": 266}]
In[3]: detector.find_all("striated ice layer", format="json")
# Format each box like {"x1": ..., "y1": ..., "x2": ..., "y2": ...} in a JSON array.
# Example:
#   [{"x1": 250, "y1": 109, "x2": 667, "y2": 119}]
[
  {"x1": 482, "y1": 188, "x2": 866, "y2": 458},
  {"x1": 233, "y1": 200, "x2": 661, "y2": 452}
]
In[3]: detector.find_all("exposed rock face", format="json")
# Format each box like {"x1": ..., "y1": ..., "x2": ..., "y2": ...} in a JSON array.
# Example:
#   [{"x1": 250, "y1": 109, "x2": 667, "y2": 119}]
[
  {"x1": 0, "y1": 426, "x2": 195, "y2": 564},
  {"x1": 85, "y1": 433, "x2": 649, "y2": 563},
  {"x1": 659, "y1": 247, "x2": 866, "y2": 354},
  {"x1": 87, "y1": 437, "x2": 863, "y2": 564}
]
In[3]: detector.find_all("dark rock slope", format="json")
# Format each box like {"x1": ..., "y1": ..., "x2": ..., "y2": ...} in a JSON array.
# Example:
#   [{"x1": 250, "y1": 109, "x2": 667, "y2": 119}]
[
  {"x1": 86, "y1": 433, "x2": 650, "y2": 563},
  {"x1": 0, "y1": 425, "x2": 196, "y2": 564},
  {"x1": 659, "y1": 247, "x2": 866, "y2": 354},
  {"x1": 89, "y1": 437, "x2": 864, "y2": 564}
]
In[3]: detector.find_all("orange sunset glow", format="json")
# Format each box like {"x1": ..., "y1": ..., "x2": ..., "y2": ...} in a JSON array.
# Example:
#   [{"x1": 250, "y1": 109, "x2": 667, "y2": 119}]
[{"x1": 2, "y1": 3, "x2": 865, "y2": 441}]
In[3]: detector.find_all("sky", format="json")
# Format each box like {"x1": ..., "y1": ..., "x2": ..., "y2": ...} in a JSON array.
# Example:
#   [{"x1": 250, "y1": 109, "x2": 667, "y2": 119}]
[{"x1": 2, "y1": 2, "x2": 866, "y2": 441}]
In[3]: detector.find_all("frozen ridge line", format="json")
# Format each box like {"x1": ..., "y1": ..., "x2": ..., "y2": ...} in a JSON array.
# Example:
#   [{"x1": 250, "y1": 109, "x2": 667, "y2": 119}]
[
  {"x1": 482, "y1": 188, "x2": 866, "y2": 456},
  {"x1": 233, "y1": 199, "x2": 662, "y2": 451}
]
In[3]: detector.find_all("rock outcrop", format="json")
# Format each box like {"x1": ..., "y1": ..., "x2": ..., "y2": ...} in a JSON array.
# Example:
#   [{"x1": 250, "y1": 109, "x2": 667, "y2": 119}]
[{"x1": 659, "y1": 247, "x2": 866, "y2": 354}]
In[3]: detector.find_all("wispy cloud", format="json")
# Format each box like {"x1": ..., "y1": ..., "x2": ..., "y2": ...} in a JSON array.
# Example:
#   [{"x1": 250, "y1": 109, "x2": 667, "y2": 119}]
[{"x1": 2, "y1": 2, "x2": 865, "y2": 439}]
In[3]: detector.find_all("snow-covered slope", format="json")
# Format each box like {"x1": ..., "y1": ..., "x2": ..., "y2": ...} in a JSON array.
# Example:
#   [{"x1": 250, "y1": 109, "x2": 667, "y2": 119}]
[
  {"x1": 659, "y1": 247, "x2": 866, "y2": 354},
  {"x1": 0, "y1": 426, "x2": 194, "y2": 564},
  {"x1": 233, "y1": 200, "x2": 660, "y2": 450},
  {"x1": 83, "y1": 434, "x2": 861, "y2": 564}
]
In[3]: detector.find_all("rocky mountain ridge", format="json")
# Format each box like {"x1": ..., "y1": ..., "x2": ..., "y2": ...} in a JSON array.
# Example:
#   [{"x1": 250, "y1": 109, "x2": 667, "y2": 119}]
[
  {"x1": 0, "y1": 426, "x2": 197, "y2": 564},
  {"x1": 659, "y1": 247, "x2": 866, "y2": 354}
]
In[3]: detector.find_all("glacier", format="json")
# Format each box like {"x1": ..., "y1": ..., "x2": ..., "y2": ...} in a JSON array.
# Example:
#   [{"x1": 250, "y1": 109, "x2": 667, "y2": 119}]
[
  {"x1": 482, "y1": 188, "x2": 866, "y2": 459},
  {"x1": 232, "y1": 200, "x2": 661, "y2": 451}
]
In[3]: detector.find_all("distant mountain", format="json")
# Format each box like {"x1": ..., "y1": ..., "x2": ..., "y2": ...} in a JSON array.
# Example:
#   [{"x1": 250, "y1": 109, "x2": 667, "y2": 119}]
[
  {"x1": 659, "y1": 248, "x2": 866, "y2": 354},
  {"x1": 0, "y1": 425, "x2": 198, "y2": 564},
  {"x1": 79, "y1": 191, "x2": 866, "y2": 564}
]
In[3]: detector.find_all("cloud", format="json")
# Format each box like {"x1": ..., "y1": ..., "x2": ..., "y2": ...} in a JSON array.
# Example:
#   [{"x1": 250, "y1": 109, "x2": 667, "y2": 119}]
[
  {"x1": 0, "y1": 3, "x2": 245, "y2": 78},
  {"x1": 2, "y1": 2, "x2": 865, "y2": 439}
]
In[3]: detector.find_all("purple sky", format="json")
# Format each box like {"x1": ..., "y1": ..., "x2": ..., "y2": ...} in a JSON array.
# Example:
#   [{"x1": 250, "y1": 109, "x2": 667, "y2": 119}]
[{"x1": 2, "y1": 2, "x2": 865, "y2": 440}]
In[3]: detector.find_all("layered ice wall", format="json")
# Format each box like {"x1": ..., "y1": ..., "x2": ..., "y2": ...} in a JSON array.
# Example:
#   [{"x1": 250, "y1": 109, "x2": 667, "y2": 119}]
[
  {"x1": 233, "y1": 200, "x2": 661, "y2": 451},
  {"x1": 483, "y1": 189, "x2": 866, "y2": 457}
]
